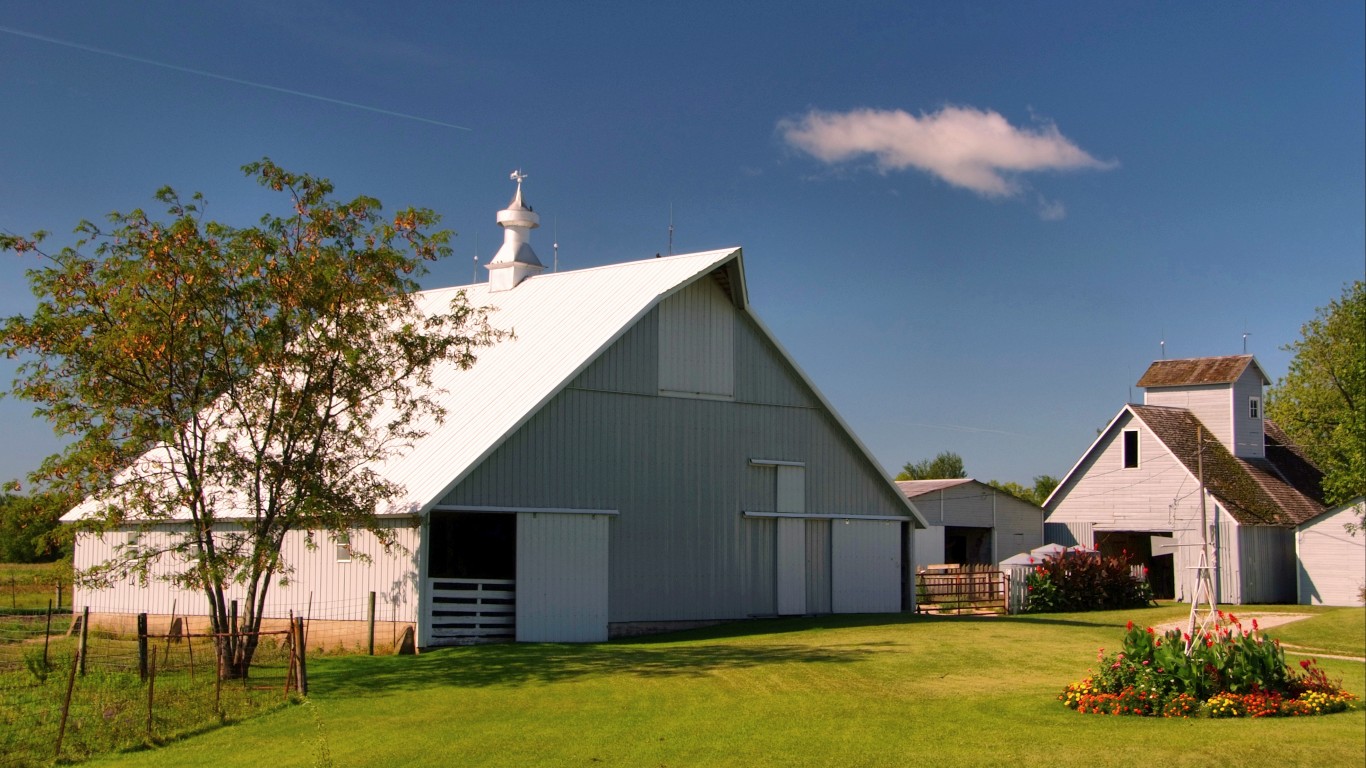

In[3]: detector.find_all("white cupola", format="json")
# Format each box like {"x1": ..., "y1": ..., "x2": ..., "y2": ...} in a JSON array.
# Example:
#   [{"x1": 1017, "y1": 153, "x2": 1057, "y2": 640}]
[{"x1": 486, "y1": 170, "x2": 545, "y2": 292}]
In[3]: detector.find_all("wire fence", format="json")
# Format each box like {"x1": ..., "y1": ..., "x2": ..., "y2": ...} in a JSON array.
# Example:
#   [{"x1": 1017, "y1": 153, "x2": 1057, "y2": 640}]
[{"x1": 0, "y1": 604, "x2": 321, "y2": 768}]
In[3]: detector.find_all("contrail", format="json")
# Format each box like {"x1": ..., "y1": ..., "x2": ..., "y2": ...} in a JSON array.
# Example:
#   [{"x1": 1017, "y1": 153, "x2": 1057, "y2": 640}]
[{"x1": 1, "y1": 25, "x2": 471, "y2": 131}]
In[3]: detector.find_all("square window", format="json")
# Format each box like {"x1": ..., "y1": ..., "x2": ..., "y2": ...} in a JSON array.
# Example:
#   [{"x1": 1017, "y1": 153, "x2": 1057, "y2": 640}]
[{"x1": 336, "y1": 540, "x2": 352, "y2": 563}]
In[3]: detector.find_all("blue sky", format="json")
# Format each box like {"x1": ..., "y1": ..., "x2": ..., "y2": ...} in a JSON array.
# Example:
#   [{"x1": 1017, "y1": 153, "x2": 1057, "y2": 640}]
[{"x1": 1, "y1": 2, "x2": 1362, "y2": 490}]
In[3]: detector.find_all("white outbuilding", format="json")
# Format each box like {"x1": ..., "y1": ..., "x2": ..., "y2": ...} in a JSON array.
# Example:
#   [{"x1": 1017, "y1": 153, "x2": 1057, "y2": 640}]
[{"x1": 1295, "y1": 498, "x2": 1365, "y2": 606}]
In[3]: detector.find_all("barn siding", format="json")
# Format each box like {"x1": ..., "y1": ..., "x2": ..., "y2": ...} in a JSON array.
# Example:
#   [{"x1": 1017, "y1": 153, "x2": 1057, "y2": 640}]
[
  {"x1": 1296, "y1": 502, "x2": 1365, "y2": 606},
  {"x1": 1144, "y1": 385, "x2": 1233, "y2": 453},
  {"x1": 570, "y1": 307, "x2": 658, "y2": 395},
  {"x1": 1230, "y1": 367, "x2": 1265, "y2": 459},
  {"x1": 805, "y1": 519, "x2": 832, "y2": 614},
  {"x1": 658, "y1": 275, "x2": 734, "y2": 398},
  {"x1": 1238, "y1": 525, "x2": 1294, "y2": 603},
  {"x1": 72, "y1": 519, "x2": 421, "y2": 623},
  {"x1": 831, "y1": 519, "x2": 901, "y2": 613},
  {"x1": 515, "y1": 512, "x2": 610, "y2": 641}
]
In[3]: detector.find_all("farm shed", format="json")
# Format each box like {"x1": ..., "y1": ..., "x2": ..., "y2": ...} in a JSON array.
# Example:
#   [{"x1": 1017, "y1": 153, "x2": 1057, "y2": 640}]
[
  {"x1": 66, "y1": 178, "x2": 926, "y2": 646},
  {"x1": 1296, "y1": 497, "x2": 1365, "y2": 606},
  {"x1": 1044, "y1": 355, "x2": 1326, "y2": 604},
  {"x1": 898, "y1": 479, "x2": 1044, "y2": 570}
]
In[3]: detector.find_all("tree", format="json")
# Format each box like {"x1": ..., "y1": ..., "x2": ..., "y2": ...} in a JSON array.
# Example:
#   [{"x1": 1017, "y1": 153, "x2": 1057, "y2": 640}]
[
  {"x1": 895, "y1": 451, "x2": 966, "y2": 481},
  {"x1": 987, "y1": 475, "x2": 1060, "y2": 507},
  {"x1": 0, "y1": 492, "x2": 68, "y2": 563},
  {"x1": 1, "y1": 160, "x2": 499, "y2": 677},
  {"x1": 1267, "y1": 281, "x2": 1365, "y2": 512}
]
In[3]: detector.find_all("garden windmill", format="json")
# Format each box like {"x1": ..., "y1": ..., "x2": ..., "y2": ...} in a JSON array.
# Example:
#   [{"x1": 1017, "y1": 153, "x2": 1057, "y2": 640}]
[{"x1": 1183, "y1": 424, "x2": 1219, "y2": 655}]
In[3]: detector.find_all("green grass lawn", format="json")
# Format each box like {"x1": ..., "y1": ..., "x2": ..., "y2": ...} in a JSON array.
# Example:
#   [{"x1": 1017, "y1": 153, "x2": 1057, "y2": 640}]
[
  {"x1": 0, "y1": 562, "x2": 72, "y2": 612},
  {"x1": 67, "y1": 603, "x2": 1362, "y2": 768}
]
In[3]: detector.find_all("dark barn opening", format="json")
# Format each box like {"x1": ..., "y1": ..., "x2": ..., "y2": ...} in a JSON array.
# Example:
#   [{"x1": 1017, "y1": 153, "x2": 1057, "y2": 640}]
[{"x1": 427, "y1": 512, "x2": 517, "y2": 643}]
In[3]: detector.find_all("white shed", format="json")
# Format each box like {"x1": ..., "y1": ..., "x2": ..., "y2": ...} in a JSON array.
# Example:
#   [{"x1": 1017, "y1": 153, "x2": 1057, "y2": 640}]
[{"x1": 1296, "y1": 498, "x2": 1365, "y2": 606}]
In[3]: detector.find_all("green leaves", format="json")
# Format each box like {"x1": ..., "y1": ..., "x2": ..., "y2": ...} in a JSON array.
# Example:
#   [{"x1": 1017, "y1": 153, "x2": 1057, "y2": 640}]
[
  {"x1": 1268, "y1": 281, "x2": 1366, "y2": 508},
  {"x1": 2, "y1": 159, "x2": 501, "y2": 677}
]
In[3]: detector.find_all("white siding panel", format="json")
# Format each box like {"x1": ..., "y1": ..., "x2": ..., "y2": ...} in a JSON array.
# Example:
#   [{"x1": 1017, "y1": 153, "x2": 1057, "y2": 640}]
[
  {"x1": 776, "y1": 518, "x2": 807, "y2": 615},
  {"x1": 658, "y1": 275, "x2": 735, "y2": 398},
  {"x1": 831, "y1": 519, "x2": 901, "y2": 613},
  {"x1": 1144, "y1": 385, "x2": 1233, "y2": 452},
  {"x1": 72, "y1": 521, "x2": 421, "y2": 623},
  {"x1": 1297, "y1": 502, "x2": 1366, "y2": 606},
  {"x1": 1231, "y1": 367, "x2": 1265, "y2": 459},
  {"x1": 515, "y1": 512, "x2": 610, "y2": 642}
]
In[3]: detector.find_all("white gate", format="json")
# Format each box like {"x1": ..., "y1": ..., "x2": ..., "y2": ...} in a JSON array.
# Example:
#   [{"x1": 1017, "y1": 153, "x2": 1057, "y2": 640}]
[{"x1": 427, "y1": 577, "x2": 515, "y2": 644}]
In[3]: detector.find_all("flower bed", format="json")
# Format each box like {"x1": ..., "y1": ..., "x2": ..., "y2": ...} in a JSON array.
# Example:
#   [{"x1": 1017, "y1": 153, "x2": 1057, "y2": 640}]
[{"x1": 1060, "y1": 613, "x2": 1358, "y2": 718}]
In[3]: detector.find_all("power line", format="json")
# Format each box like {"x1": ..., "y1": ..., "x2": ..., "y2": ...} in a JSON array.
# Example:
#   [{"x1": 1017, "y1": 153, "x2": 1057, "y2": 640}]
[{"x1": 0, "y1": 25, "x2": 471, "y2": 131}]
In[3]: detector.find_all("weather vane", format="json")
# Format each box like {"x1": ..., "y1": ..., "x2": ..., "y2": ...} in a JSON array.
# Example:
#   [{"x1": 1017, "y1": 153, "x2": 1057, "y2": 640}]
[{"x1": 510, "y1": 169, "x2": 527, "y2": 185}]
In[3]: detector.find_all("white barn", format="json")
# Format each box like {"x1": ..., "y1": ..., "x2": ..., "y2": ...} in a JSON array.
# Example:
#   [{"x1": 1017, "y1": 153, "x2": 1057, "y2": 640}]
[
  {"x1": 1296, "y1": 498, "x2": 1365, "y2": 606},
  {"x1": 898, "y1": 479, "x2": 1044, "y2": 571},
  {"x1": 66, "y1": 178, "x2": 927, "y2": 646},
  {"x1": 1045, "y1": 356, "x2": 1326, "y2": 604}
]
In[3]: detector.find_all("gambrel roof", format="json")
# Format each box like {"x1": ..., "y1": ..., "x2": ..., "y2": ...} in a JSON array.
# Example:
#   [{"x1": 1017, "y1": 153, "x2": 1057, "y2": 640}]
[
  {"x1": 1047, "y1": 403, "x2": 1325, "y2": 528},
  {"x1": 1135, "y1": 354, "x2": 1269, "y2": 388}
]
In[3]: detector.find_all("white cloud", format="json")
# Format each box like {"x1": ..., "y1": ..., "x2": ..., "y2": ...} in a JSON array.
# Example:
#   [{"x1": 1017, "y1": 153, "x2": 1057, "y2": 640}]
[{"x1": 779, "y1": 106, "x2": 1115, "y2": 201}]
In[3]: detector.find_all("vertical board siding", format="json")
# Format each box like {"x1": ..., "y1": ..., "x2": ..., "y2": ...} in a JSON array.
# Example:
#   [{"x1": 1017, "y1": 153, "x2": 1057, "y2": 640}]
[
  {"x1": 831, "y1": 519, "x2": 901, "y2": 613},
  {"x1": 569, "y1": 307, "x2": 658, "y2": 395},
  {"x1": 734, "y1": 312, "x2": 815, "y2": 407},
  {"x1": 658, "y1": 275, "x2": 734, "y2": 397},
  {"x1": 805, "y1": 519, "x2": 832, "y2": 614},
  {"x1": 775, "y1": 518, "x2": 807, "y2": 615},
  {"x1": 1297, "y1": 503, "x2": 1366, "y2": 606},
  {"x1": 71, "y1": 520, "x2": 420, "y2": 623},
  {"x1": 1238, "y1": 526, "x2": 1295, "y2": 603},
  {"x1": 515, "y1": 512, "x2": 610, "y2": 642},
  {"x1": 992, "y1": 493, "x2": 1045, "y2": 561}
]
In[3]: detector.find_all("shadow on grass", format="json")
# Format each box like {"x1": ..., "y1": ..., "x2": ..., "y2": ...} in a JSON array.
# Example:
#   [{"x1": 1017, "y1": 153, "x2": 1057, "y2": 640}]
[{"x1": 310, "y1": 639, "x2": 877, "y2": 697}]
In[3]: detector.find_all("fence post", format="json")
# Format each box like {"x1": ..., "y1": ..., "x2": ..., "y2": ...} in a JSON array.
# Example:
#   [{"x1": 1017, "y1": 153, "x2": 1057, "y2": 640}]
[
  {"x1": 54, "y1": 649, "x2": 80, "y2": 760},
  {"x1": 78, "y1": 607, "x2": 89, "y2": 676},
  {"x1": 43, "y1": 599, "x2": 53, "y2": 667},
  {"x1": 137, "y1": 613, "x2": 149, "y2": 682},
  {"x1": 294, "y1": 616, "x2": 308, "y2": 696},
  {"x1": 367, "y1": 591, "x2": 376, "y2": 655},
  {"x1": 55, "y1": 577, "x2": 63, "y2": 610}
]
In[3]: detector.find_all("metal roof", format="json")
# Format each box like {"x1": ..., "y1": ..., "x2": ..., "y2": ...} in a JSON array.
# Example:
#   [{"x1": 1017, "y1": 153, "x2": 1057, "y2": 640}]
[
  {"x1": 896, "y1": 478, "x2": 975, "y2": 498},
  {"x1": 64, "y1": 246, "x2": 924, "y2": 526},
  {"x1": 382, "y1": 248, "x2": 746, "y2": 515}
]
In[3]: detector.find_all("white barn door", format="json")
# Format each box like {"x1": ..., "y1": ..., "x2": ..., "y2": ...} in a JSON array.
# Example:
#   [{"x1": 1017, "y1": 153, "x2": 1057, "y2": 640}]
[
  {"x1": 832, "y1": 519, "x2": 901, "y2": 613},
  {"x1": 516, "y1": 512, "x2": 610, "y2": 642}
]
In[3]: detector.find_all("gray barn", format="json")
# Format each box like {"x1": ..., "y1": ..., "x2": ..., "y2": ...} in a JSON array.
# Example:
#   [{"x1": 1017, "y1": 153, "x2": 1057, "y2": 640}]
[{"x1": 68, "y1": 182, "x2": 925, "y2": 645}]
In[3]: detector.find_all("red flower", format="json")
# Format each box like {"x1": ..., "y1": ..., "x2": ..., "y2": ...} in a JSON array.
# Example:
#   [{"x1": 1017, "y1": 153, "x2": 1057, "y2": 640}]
[{"x1": 1126, "y1": 620, "x2": 1134, "y2": 631}]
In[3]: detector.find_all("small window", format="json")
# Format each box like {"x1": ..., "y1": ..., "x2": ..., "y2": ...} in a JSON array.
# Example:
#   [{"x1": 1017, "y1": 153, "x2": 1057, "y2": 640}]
[
  {"x1": 336, "y1": 535, "x2": 352, "y2": 563},
  {"x1": 1122, "y1": 430, "x2": 1139, "y2": 469},
  {"x1": 1249, "y1": 397, "x2": 1260, "y2": 419}
]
